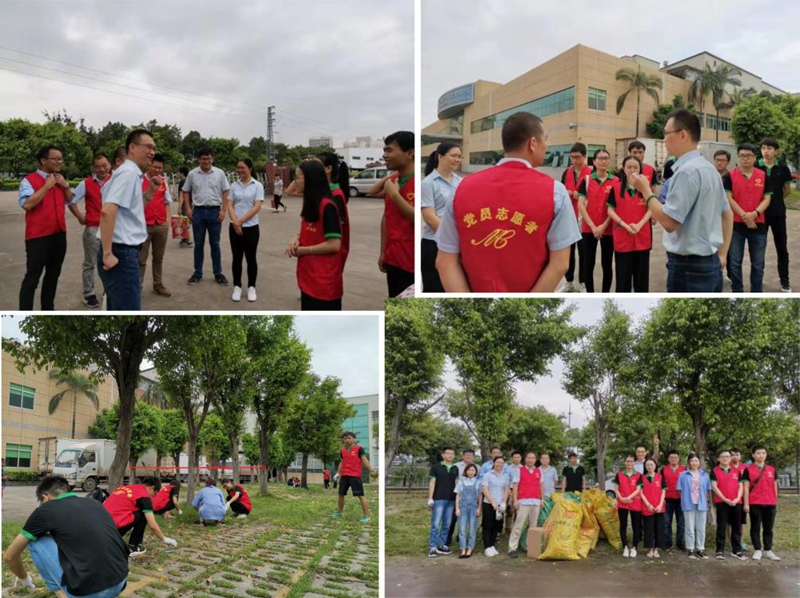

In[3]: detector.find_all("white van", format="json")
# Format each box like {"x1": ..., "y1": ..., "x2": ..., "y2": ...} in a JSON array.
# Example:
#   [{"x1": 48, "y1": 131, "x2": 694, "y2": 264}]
[{"x1": 349, "y1": 167, "x2": 393, "y2": 197}]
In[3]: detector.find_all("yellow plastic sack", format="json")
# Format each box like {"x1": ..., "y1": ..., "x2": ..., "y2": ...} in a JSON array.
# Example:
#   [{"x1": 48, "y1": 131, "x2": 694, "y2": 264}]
[
  {"x1": 581, "y1": 501, "x2": 600, "y2": 550},
  {"x1": 576, "y1": 526, "x2": 598, "y2": 558},
  {"x1": 591, "y1": 493, "x2": 621, "y2": 550},
  {"x1": 539, "y1": 496, "x2": 583, "y2": 560}
]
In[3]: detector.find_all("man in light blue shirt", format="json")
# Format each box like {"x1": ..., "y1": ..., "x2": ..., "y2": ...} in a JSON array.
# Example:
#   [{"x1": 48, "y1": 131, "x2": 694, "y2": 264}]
[
  {"x1": 538, "y1": 453, "x2": 559, "y2": 498},
  {"x1": 181, "y1": 148, "x2": 231, "y2": 286},
  {"x1": 192, "y1": 479, "x2": 227, "y2": 525},
  {"x1": 479, "y1": 447, "x2": 510, "y2": 479},
  {"x1": 97, "y1": 129, "x2": 153, "y2": 310},
  {"x1": 631, "y1": 109, "x2": 732, "y2": 292}
]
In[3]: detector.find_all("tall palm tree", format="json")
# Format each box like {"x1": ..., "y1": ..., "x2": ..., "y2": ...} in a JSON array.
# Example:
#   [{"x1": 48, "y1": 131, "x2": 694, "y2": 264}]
[
  {"x1": 615, "y1": 67, "x2": 664, "y2": 138},
  {"x1": 48, "y1": 370, "x2": 100, "y2": 439},
  {"x1": 709, "y1": 65, "x2": 742, "y2": 142}
]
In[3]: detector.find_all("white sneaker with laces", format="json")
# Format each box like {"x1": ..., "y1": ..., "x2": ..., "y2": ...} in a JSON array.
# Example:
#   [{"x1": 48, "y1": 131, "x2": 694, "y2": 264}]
[
  {"x1": 752, "y1": 550, "x2": 762, "y2": 560},
  {"x1": 558, "y1": 281, "x2": 575, "y2": 293},
  {"x1": 781, "y1": 286, "x2": 792, "y2": 293},
  {"x1": 623, "y1": 546, "x2": 630, "y2": 558},
  {"x1": 630, "y1": 547, "x2": 637, "y2": 558},
  {"x1": 764, "y1": 550, "x2": 780, "y2": 561},
  {"x1": 484, "y1": 547, "x2": 493, "y2": 557},
  {"x1": 237, "y1": 514, "x2": 248, "y2": 519},
  {"x1": 232, "y1": 286, "x2": 242, "y2": 302},
  {"x1": 579, "y1": 283, "x2": 587, "y2": 293},
  {"x1": 247, "y1": 287, "x2": 257, "y2": 302}
]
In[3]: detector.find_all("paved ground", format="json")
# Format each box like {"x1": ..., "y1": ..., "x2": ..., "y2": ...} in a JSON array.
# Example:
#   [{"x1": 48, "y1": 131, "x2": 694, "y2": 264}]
[{"x1": 0, "y1": 192, "x2": 388, "y2": 311}]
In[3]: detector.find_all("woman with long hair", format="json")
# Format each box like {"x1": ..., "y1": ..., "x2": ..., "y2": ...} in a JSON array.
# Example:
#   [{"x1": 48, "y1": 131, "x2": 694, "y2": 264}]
[
  {"x1": 577, "y1": 148, "x2": 615, "y2": 292},
  {"x1": 421, "y1": 143, "x2": 462, "y2": 292},
  {"x1": 677, "y1": 452, "x2": 712, "y2": 559},
  {"x1": 614, "y1": 455, "x2": 643, "y2": 558},
  {"x1": 285, "y1": 160, "x2": 343, "y2": 310},
  {"x1": 316, "y1": 151, "x2": 351, "y2": 268},
  {"x1": 227, "y1": 158, "x2": 264, "y2": 302}
]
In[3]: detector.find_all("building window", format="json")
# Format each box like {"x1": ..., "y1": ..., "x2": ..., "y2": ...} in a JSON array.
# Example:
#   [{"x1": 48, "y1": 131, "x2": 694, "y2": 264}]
[
  {"x1": 588, "y1": 88, "x2": 606, "y2": 111},
  {"x1": 470, "y1": 87, "x2": 576, "y2": 134},
  {"x1": 542, "y1": 144, "x2": 607, "y2": 169},
  {"x1": 705, "y1": 114, "x2": 730, "y2": 132},
  {"x1": 371, "y1": 410, "x2": 378, "y2": 423},
  {"x1": 469, "y1": 151, "x2": 502, "y2": 165},
  {"x1": 6, "y1": 443, "x2": 33, "y2": 468},
  {"x1": 9, "y1": 383, "x2": 35, "y2": 410}
]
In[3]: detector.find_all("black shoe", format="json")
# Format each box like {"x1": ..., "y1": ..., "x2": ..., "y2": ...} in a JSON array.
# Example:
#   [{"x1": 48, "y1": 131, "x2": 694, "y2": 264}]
[
  {"x1": 83, "y1": 295, "x2": 100, "y2": 308},
  {"x1": 458, "y1": 553, "x2": 467, "y2": 559},
  {"x1": 732, "y1": 552, "x2": 746, "y2": 561},
  {"x1": 215, "y1": 274, "x2": 229, "y2": 286},
  {"x1": 697, "y1": 551, "x2": 708, "y2": 559},
  {"x1": 436, "y1": 545, "x2": 451, "y2": 555},
  {"x1": 128, "y1": 544, "x2": 146, "y2": 557},
  {"x1": 428, "y1": 548, "x2": 438, "y2": 558},
  {"x1": 716, "y1": 552, "x2": 725, "y2": 560},
  {"x1": 688, "y1": 551, "x2": 697, "y2": 559},
  {"x1": 508, "y1": 550, "x2": 518, "y2": 558},
  {"x1": 187, "y1": 274, "x2": 201, "y2": 285}
]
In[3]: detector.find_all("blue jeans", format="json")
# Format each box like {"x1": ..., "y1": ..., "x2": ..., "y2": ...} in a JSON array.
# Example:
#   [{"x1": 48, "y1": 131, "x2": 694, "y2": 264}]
[
  {"x1": 664, "y1": 498, "x2": 685, "y2": 549},
  {"x1": 729, "y1": 227, "x2": 767, "y2": 292},
  {"x1": 458, "y1": 507, "x2": 478, "y2": 550},
  {"x1": 28, "y1": 535, "x2": 127, "y2": 597},
  {"x1": 666, "y1": 253, "x2": 723, "y2": 292},
  {"x1": 97, "y1": 244, "x2": 142, "y2": 310},
  {"x1": 429, "y1": 500, "x2": 454, "y2": 549},
  {"x1": 192, "y1": 206, "x2": 223, "y2": 277}
]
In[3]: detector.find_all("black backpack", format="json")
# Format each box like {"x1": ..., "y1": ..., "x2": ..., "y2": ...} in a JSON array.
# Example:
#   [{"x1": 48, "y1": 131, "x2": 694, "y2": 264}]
[{"x1": 88, "y1": 488, "x2": 110, "y2": 503}]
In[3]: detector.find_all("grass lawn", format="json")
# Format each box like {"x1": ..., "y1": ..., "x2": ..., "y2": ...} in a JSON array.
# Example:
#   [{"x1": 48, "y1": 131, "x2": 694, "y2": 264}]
[
  {"x1": 3, "y1": 482, "x2": 378, "y2": 598},
  {"x1": 784, "y1": 188, "x2": 800, "y2": 210}
]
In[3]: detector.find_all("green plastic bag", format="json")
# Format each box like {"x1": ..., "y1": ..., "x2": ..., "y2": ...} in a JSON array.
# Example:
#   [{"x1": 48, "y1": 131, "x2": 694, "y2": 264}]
[{"x1": 537, "y1": 497, "x2": 555, "y2": 527}]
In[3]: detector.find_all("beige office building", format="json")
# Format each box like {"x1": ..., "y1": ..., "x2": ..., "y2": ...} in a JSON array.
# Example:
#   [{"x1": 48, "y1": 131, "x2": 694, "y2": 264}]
[{"x1": 423, "y1": 45, "x2": 786, "y2": 172}]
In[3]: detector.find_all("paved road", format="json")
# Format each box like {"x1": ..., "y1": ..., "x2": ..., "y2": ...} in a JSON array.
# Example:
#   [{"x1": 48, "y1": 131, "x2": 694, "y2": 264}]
[
  {"x1": 0, "y1": 191, "x2": 389, "y2": 311},
  {"x1": 2, "y1": 485, "x2": 89, "y2": 522}
]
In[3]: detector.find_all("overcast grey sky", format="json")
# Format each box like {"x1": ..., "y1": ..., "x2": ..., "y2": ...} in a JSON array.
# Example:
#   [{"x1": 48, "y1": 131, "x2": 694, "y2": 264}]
[
  {"x1": 0, "y1": 0, "x2": 412, "y2": 147},
  {"x1": 1, "y1": 314, "x2": 379, "y2": 398},
  {"x1": 422, "y1": 0, "x2": 800, "y2": 125}
]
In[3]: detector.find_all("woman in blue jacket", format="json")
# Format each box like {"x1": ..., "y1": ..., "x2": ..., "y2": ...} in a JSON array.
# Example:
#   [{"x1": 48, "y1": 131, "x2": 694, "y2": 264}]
[
  {"x1": 676, "y1": 452, "x2": 712, "y2": 559},
  {"x1": 192, "y1": 478, "x2": 227, "y2": 526}
]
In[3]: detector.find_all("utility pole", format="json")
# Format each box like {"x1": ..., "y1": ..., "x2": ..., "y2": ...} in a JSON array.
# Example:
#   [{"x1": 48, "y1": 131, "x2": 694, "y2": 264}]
[{"x1": 267, "y1": 106, "x2": 276, "y2": 162}]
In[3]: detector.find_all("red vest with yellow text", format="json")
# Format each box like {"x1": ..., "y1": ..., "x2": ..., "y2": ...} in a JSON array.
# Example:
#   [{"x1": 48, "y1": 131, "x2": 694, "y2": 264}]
[
  {"x1": 712, "y1": 466, "x2": 742, "y2": 504},
  {"x1": 83, "y1": 176, "x2": 108, "y2": 227},
  {"x1": 142, "y1": 177, "x2": 169, "y2": 225},
  {"x1": 517, "y1": 466, "x2": 542, "y2": 501},
  {"x1": 579, "y1": 173, "x2": 615, "y2": 235},
  {"x1": 611, "y1": 184, "x2": 652, "y2": 252},
  {"x1": 383, "y1": 174, "x2": 414, "y2": 273},
  {"x1": 640, "y1": 472, "x2": 665, "y2": 516},
  {"x1": 296, "y1": 197, "x2": 343, "y2": 301},
  {"x1": 563, "y1": 165, "x2": 593, "y2": 218},
  {"x1": 24, "y1": 172, "x2": 67, "y2": 240},
  {"x1": 340, "y1": 444, "x2": 363, "y2": 478},
  {"x1": 730, "y1": 167, "x2": 768, "y2": 224}
]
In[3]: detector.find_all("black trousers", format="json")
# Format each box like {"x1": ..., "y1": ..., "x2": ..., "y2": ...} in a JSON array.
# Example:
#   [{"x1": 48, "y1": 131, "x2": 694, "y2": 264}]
[
  {"x1": 715, "y1": 502, "x2": 742, "y2": 553},
  {"x1": 229, "y1": 224, "x2": 260, "y2": 288},
  {"x1": 19, "y1": 232, "x2": 67, "y2": 310},
  {"x1": 765, "y1": 214, "x2": 790, "y2": 287},
  {"x1": 301, "y1": 292, "x2": 342, "y2": 311},
  {"x1": 565, "y1": 239, "x2": 585, "y2": 284},
  {"x1": 619, "y1": 508, "x2": 642, "y2": 548},
  {"x1": 615, "y1": 250, "x2": 650, "y2": 292},
  {"x1": 274, "y1": 194, "x2": 285, "y2": 210},
  {"x1": 154, "y1": 501, "x2": 175, "y2": 515},
  {"x1": 230, "y1": 500, "x2": 250, "y2": 515},
  {"x1": 421, "y1": 239, "x2": 444, "y2": 292},
  {"x1": 118, "y1": 510, "x2": 147, "y2": 546},
  {"x1": 749, "y1": 504, "x2": 776, "y2": 551},
  {"x1": 643, "y1": 513, "x2": 665, "y2": 549},
  {"x1": 581, "y1": 233, "x2": 613, "y2": 293},
  {"x1": 481, "y1": 503, "x2": 502, "y2": 549},
  {"x1": 324, "y1": 479, "x2": 330, "y2": 489},
  {"x1": 386, "y1": 263, "x2": 414, "y2": 297}
]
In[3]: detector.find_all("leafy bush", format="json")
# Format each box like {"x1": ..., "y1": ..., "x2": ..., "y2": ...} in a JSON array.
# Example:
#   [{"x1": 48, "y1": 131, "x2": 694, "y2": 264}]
[{"x1": 4, "y1": 470, "x2": 41, "y2": 482}]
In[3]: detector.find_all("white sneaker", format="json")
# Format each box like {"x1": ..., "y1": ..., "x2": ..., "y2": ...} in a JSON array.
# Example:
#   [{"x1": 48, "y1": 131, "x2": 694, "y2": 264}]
[
  {"x1": 558, "y1": 281, "x2": 575, "y2": 293},
  {"x1": 764, "y1": 550, "x2": 781, "y2": 561},
  {"x1": 579, "y1": 283, "x2": 587, "y2": 293},
  {"x1": 247, "y1": 287, "x2": 257, "y2": 302},
  {"x1": 232, "y1": 286, "x2": 242, "y2": 302},
  {"x1": 623, "y1": 546, "x2": 630, "y2": 557},
  {"x1": 236, "y1": 514, "x2": 248, "y2": 519},
  {"x1": 752, "y1": 550, "x2": 762, "y2": 560},
  {"x1": 484, "y1": 547, "x2": 493, "y2": 557},
  {"x1": 630, "y1": 547, "x2": 637, "y2": 558},
  {"x1": 781, "y1": 286, "x2": 792, "y2": 293}
]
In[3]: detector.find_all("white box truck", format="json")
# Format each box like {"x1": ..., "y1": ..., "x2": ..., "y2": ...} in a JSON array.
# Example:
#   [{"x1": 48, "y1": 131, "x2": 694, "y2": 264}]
[
  {"x1": 38, "y1": 437, "x2": 81, "y2": 475},
  {"x1": 52, "y1": 440, "x2": 157, "y2": 492}
]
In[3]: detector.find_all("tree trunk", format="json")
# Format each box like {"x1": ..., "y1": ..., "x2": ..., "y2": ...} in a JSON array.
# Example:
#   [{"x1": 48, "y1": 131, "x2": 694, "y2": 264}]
[
  {"x1": 715, "y1": 108, "x2": 720, "y2": 142},
  {"x1": 186, "y1": 430, "x2": 199, "y2": 505},
  {"x1": 258, "y1": 422, "x2": 270, "y2": 496},
  {"x1": 230, "y1": 435, "x2": 240, "y2": 485},
  {"x1": 385, "y1": 396, "x2": 406, "y2": 482},
  {"x1": 171, "y1": 450, "x2": 181, "y2": 481},
  {"x1": 301, "y1": 453, "x2": 309, "y2": 489},
  {"x1": 71, "y1": 394, "x2": 77, "y2": 439},
  {"x1": 156, "y1": 454, "x2": 162, "y2": 480},
  {"x1": 595, "y1": 416, "x2": 608, "y2": 488},
  {"x1": 691, "y1": 413, "x2": 708, "y2": 470},
  {"x1": 635, "y1": 89, "x2": 641, "y2": 138}
]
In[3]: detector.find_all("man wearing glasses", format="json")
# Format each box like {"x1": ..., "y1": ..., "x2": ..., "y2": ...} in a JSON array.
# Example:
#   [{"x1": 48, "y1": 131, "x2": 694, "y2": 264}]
[
  {"x1": 630, "y1": 109, "x2": 732, "y2": 292},
  {"x1": 17, "y1": 145, "x2": 75, "y2": 310},
  {"x1": 722, "y1": 143, "x2": 771, "y2": 292},
  {"x1": 97, "y1": 129, "x2": 155, "y2": 310}
]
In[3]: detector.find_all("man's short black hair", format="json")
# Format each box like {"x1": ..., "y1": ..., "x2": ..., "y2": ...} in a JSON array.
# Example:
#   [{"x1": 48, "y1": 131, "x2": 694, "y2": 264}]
[
  {"x1": 221, "y1": 478, "x2": 233, "y2": 485},
  {"x1": 462, "y1": 449, "x2": 475, "y2": 455},
  {"x1": 198, "y1": 147, "x2": 213, "y2": 158},
  {"x1": 751, "y1": 445, "x2": 766, "y2": 454},
  {"x1": 179, "y1": 166, "x2": 189, "y2": 176},
  {"x1": 713, "y1": 150, "x2": 731, "y2": 161},
  {"x1": 36, "y1": 145, "x2": 61, "y2": 164},
  {"x1": 568, "y1": 452, "x2": 578, "y2": 459},
  {"x1": 570, "y1": 142, "x2": 587, "y2": 156},
  {"x1": 141, "y1": 476, "x2": 162, "y2": 491},
  {"x1": 113, "y1": 146, "x2": 127, "y2": 165},
  {"x1": 730, "y1": 447, "x2": 740, "y2": 454},
  {"x1": 152, "y1": 153, "x2": 165, "y2": 164},
  {"x1": 36, "y1": 476, "x2": 70, "y2": 501},
  {"x1": 760, "y1": 138, "x2": 779, "y2": 150},
  {"x1": 717, "y1": 449, "x2": 731, "y2": 457},
  {"x1": 342, "y1": 431, "x2": 355, "y2": 439},
  {"x1": 737, "y1": 142, "x2": 758, "y2": 155},
  {"x1": 93, "y1": 153, "x2": 110, "y2": 163},
  {"x1": 125, "y1": 129, "x2": 153, "y2": 153},
  {"x1": 442, "y1": 446, "x2": 455, "y2": 453},
  {"x1": 667, "y1": 449, "x2": 680, "y2": 457},
  {"x1": 384, "y1": 131, "x2": 414, "y2": 152},
  {"x1": 667, "y1": 109, "x2": 701, "y2": 143},
  {"x1": 628, "y1": 140, "x2": 646, "y2": 152},
  {"x1": 511, "y1": 451, "x2": 522, "y2": 457},
  {"x1": 501, "y1": 112, "x2": 544, "y2": 153}
]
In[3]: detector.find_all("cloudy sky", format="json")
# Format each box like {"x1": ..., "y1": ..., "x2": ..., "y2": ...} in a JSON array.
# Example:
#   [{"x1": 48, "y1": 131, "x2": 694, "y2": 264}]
[
  {"x1": 1, "y1": 314, "x2": 379, "y2": 397},
  {"x1": 1, "y1": 0, "x2": 412, "y2": 148},
  {"x1": 423, "y1": 0, "x2": 800, "y2": 125}
]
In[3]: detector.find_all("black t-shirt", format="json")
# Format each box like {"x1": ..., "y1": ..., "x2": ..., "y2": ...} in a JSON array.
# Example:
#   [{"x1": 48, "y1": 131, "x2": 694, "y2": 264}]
[
  {"x1": 322, "y1": 203, "x2": 342, "y2": 238},
  {"x1": 562, "y1": 465, "x2": 585, "y2": 492},
  {"x1": 429, "y1": 462, "x2": 459, "y2": 501},
  {"x1": 757, "y1": 159, "x2": 793, "y2": 217},
  {"x1": 22, "y1": 494, "x2": 128, "y2": 595}
]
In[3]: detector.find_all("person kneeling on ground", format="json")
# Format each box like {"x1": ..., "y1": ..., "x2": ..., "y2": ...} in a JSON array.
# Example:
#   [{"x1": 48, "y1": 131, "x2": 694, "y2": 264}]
[
  {"x1": 221, "y1": 478, "x2": 252, "y2": 519},
  {"x1": 103, "y1": 476, "x2": 178, "y2": 557},
  {"x1": 152, "y1": 478, "x2": 183, "y2": 519},
  {"x1": 192, "y1": 478, "x2": 226, "y2": 526},
  {"x1": 4, "y1": 476, "x2": 128, "y2": 597}
]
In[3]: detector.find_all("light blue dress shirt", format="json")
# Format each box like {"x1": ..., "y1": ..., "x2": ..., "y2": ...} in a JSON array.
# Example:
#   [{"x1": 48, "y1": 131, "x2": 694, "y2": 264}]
[
  {"x1": 192, "y1": 486, "x2": 227, "y2": 521},
  {"x1": 97, "y1": 160, "x2": 147, "y2": 246},
  {"x1": 182, "y1": 166, "x2": 230, "y2": 207},
  {"x1": 230, "y1": 179, "x2": 265, "y2": 226},
  {"x1": 421, "y1": 170, "x2": 462, "y2": 241}
]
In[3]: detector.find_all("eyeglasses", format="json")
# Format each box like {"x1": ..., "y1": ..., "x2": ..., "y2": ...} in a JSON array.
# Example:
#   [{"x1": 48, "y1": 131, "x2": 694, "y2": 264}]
[
  {"x1": 47, "y1": 157, "x2": 63, "y2": 162},
  {"x1": 133, "y1": 142, "x2": 157, "y2": 151},
  {"x1": 595, "y1": 156, "x2": 610, "y2": 161},
  {"x1": 664, "y1": 129, "x2": 684, "y2": 136}
]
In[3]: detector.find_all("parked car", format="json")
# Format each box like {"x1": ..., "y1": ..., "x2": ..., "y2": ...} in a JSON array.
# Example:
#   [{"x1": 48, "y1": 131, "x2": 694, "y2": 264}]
[{"x1": 349, "y1": 167, "x2": 393, "y2": 197}]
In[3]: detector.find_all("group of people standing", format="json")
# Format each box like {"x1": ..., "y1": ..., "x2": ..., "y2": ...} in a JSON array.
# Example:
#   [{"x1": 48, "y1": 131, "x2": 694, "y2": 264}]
[
  {"x1": 421, "y1": 108, "x2": 793, "y2": 293},
  {"x1": 16, "y1": 129, "x2": 416, "y2": 311}
]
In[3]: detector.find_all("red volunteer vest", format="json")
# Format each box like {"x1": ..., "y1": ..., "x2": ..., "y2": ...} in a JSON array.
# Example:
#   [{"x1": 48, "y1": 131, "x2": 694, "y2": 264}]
[
  {"x1": 745, "y1": 464, "x2": 777, "y2": 505},
  {"x1": 331, "y1": 185, "x2": 350, "y2": 267},
  {"x1": 615, "y1": 471, "x2": 642, "y2": 511},
  {"x1": 612, "y1": 185, "x2": 652, "y2": 252},
  {"x1": 517, "y1": 466, "x2": 542, "y2": 500},
  {"x1": 24, "y1": 172, "x2": 67, "y2": 240},
  {"x1": 296, "y1": 197, "x2": 343, "y2": 301},
  {"x1": 563, "y1": 165, "x2": 593, "y2": 218},
  {"x1": 712, "y1": 466, "x2": 742, "y2": 504},
  {"x1": 383, "y1": 173, "x2": 414, "y2": 273},
  {"x1": 642, "y1": 163, "x2": 656, "y2": 186},
  {"x1": 83, "y1": 176, "x2": 107, "y2": 227},
  {"x1": 323, "y1": 469, "x2": 331, "y2": 481},
  {"x1": 228, "y1": 484, "x2": 252, "y2": 511},
  {"x1": 453, "y1": 161, "x2": 554, "y2": 292},
  {"x1": 640, "y1": 473, "x2": 665, "y2": 516},
  {"x1": 580, "y1": 173, "x2": 615, "y2": 235},
  {"x1": 142, "y1": 177, "x2": 169, "y2": 225},
  {"x1": 730, "y1": 168, "x2": 767, "y2": 224},
  {"x1": 340, "y1": 444, "x2": 363, "y2": 478},
  {"x1": 151, "y1": 485, "x2": 173, "y2": 511},
  {"x1": 103, "y1": 484, "x2": 151, "y2": 528},
  {"x1": 661, "y1": 465, "x2": 685, "y2": 500}
]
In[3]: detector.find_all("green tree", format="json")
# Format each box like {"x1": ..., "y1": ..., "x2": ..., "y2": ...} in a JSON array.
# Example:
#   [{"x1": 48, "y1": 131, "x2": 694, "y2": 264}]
[
  {"x1": 152, "y1": 409, "x2": 188, "y2": 477},
  {"x1": 4, "y1": 317, "x2": 168, "y2": 490},
  {"x1": 199, "y1": 412, "x2": 230, "y2": 479},
  {"x1": 47, "y1": 369, "x2": 100, "y2": 440},
  {"x1": 267, "y1": 432, "x2": 296, "y2": 482},
  {"x1": 646, "y1": 94, "x2": 691, "y2": 139},
  {"x1": 206, "y1": 137, "x2": 243, "y2": 172},
  {"x1": 181, "y1": 130, "x2": 207, "y2": 166},
  {"x1": 731, "y1": 95, "x2": 791, "y2": 150},
  {"x1": 88, "y1": 401, "x2": 159, "y2": 472},
  {"x1": 241, "y1": 433, "x2": 260, "y2": 467},
  {"x1": 213, "y1": 351, "x2": 256, "y2": 485},
  {"x1": 615, "y1": 67, "x2": 663, "y2": 138},
  {"x1": 246, "y1": 136, "x2": 267, "y2": 162},
  {"x1": 502, "y1": 405, "x2": 568, "y2": 463},
  {"x1": 402, "y1": 413, "x2": 473, "y2": 465},
  {"x1": 385, "y1": 299, "x2": 445, "y2": 476},
  {"x1": 706, "y1": 65, "x2": 742, "y2": 142},
  {"x1": 0, "y1": 118, "x2": 38, "y2": 177}
]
